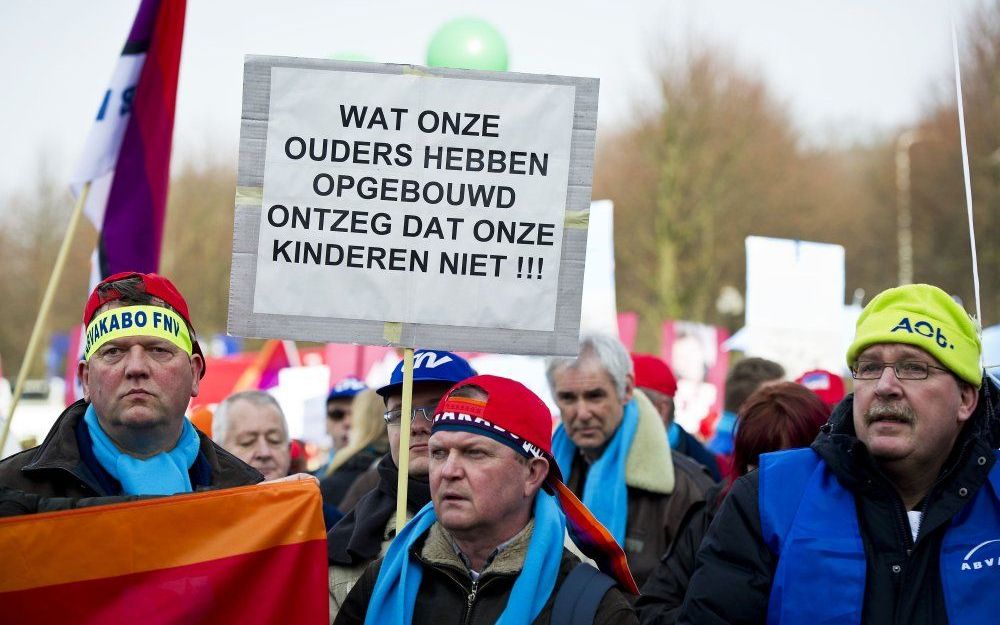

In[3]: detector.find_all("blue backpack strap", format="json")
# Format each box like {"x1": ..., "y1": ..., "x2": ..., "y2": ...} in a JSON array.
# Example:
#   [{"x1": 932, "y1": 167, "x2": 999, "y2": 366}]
[
  {"x1": 758, "y1": 448, "x2": 822, "y2": 555},
  {"x1": 551, "y1": 562, "x2": 616, "y2": 625}
]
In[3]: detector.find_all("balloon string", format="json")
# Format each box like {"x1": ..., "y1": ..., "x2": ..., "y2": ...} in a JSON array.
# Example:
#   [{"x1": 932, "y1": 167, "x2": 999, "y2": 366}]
[{"x1": 950, "y1": 5, "x2": 983, "y2": 342}]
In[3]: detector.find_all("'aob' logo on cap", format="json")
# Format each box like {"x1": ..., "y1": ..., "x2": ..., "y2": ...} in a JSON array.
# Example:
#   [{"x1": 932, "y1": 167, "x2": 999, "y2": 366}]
[{"x1": 890, "y1": 317, "x2": 954, "y2": 350}]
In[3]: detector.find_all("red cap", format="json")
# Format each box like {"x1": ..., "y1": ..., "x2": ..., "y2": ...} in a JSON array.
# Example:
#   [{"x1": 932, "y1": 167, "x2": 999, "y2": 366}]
[
  {"x1": 631, "y1": 353, "x2": 677, "y2": 397},
  {"x1": 432, "y1": 374, "x2": 561, "y2": 482},
  {"x1": 83, "y1": 271, "x2": 205, "y2": 376},
  {"x1": 795, "y1": 369, "x2": 846, "y2": 409}
]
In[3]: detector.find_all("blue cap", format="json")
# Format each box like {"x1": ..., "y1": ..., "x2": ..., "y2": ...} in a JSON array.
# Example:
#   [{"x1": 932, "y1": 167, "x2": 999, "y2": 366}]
[
  {"x1": 327, "y1": 376, "x2": 368, "y2": 402},
  {"x1": 376, "y1": 350, "x2": 477, "y2": 399}
]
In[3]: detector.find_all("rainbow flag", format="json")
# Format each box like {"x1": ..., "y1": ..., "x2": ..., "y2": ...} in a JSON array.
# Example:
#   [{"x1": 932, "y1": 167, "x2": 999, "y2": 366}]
[{"x1": 0, "y1": 481, "x2": 328, "y2": 624}]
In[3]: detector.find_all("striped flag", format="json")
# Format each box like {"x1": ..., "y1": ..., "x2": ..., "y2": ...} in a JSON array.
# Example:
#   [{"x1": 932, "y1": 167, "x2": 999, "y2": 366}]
[
  {"x1": 0, "y1": 480, "x2": 328, "y2": 624},
  {"x1": 71, "y1": 0, "x2": 186, "y2": 276},
  {"x1": 65, "y1": 0, "x2": 187, "y2": 405}
]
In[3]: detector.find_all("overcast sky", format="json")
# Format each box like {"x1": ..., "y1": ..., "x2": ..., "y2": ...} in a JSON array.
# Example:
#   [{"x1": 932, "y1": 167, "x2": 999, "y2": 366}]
[{"x1": 0, "y1": 0, "x2": 982, "y2": 200}]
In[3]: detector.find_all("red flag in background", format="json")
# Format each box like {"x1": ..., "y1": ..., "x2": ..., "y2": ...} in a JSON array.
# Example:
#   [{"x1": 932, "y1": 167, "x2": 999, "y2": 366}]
[
  {"x1": 232, "y1": 340, "x2": 300, "y2": 392},
  {"x1": 0, "y1": 480, "x2": 328, "y2": 624}
]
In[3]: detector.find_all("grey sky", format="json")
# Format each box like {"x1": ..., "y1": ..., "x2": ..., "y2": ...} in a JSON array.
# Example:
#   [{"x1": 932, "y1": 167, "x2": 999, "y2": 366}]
[{"x1": 0, "y1": 0, "x2": 981, "y2": 200}]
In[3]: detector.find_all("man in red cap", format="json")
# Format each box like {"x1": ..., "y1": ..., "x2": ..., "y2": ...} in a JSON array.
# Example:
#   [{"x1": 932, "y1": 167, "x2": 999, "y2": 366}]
[
  {"x1": 0, "y1": 272, "x2": 262, "y2": 497},
  {"x1": 632, "y1": 353, "x2": 721, "y2": 481},
  {"x1": 335, "y1": 375, "x2": 638, "y2": 625}
]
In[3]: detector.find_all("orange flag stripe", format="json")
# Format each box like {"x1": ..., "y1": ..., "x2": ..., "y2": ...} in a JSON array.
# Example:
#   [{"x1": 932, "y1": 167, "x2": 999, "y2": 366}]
[{"x1": 0, "y1": 480, "x2": 324, "y2": 593}]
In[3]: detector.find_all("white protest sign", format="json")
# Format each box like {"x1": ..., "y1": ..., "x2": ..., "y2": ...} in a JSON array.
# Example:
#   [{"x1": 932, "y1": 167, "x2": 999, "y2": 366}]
[
  {"x1": 230, "y1": 58, "x2": 598, "y2": 356},
  {"x1": 738, "y1": 236, "x2": 849, "y2": 374}
]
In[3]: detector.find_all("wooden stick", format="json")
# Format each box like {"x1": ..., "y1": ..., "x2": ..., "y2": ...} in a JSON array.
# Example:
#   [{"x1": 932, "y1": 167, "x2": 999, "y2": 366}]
[
  {"x1": 394, "y1": 347, "x2": 415, "y2": 533},
  {"x1": 1, "y1": 181, "x2": 91, "y2": 455}
]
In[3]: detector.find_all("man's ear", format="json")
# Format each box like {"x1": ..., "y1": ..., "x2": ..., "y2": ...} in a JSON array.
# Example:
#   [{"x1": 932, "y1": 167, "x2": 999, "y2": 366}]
[
  {"x1": 78, "y1": 360, "x2": 91, "y2": 402},
  {"x1": 956, "y1": 381, "x2": 979, "y2": 424},
  {"x1": 623, "y1": 373, "x2": 635, "y2": 404},
  {"x1": 523, "y1": 457, "x2": 549, "y2": 497},
  {"x1": 189, "y1": 354, "x2": 205, "y2": 397}
]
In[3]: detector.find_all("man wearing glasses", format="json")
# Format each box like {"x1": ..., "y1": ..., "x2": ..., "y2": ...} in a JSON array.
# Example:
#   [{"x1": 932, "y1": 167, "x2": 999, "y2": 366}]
[
  {"x1": 326, "y1": 349, "x2": 475, "y2": 622},
  {"x1": 675, "y1": 284, "x2": 999, "y2": 625}
]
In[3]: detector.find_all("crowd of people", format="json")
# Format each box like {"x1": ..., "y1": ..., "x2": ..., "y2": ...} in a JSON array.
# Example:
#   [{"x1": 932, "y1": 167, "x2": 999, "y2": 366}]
[{"x1": 1, "y1": 271, "x2": 998, "y2": 625}]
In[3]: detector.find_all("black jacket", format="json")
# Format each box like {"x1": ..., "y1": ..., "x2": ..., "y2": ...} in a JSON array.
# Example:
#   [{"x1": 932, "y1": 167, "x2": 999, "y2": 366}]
[
  {"x1": 0, "y1": 400, "x2": 263, "y2": 498},
  {"x1": 334, "y1": 520, "x2": 637, "y2": 625},
  {"x1": 319, "y1": 444, "x2": 387, "y2": 509},
  {"x1": 327, "y1": 453, "x2": 432, "y2": 566},
  {"x1": 676, "y1": 377, "x2": 1000, "y2": 625},
  {"x1": 636, "y1": 482, "x2": 725, "y2": 624}
]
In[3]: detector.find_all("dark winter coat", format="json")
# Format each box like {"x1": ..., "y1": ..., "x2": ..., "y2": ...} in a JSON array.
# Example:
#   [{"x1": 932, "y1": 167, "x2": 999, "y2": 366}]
[
  {"x1": 333, "y1": 520, "x2": 638, "y2": 625},
  {"x1": 0, "y1": 400, "x2": 263, "y2": 498},
  {"x1": 636, "y1": 482, "x2": 725, "y2": 624},
  {"x1": 676, "y1": 377, "x2": 1000, "y2": 625},
  {"x1": 565, "y1": 391, "x2": 715, "y2": 589},
  {"x1": 319, "y1": 444, "x2": 387, "y2": 509}
]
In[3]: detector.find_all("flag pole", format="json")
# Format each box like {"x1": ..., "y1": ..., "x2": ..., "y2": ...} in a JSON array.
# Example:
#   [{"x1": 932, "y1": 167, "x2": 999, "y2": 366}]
[
  {"x1": 394, "y1": 348, "x2": 415, "y2": 533},
  {"x1": 0, "y1": 182, "x2": 91, "y2": 455}
]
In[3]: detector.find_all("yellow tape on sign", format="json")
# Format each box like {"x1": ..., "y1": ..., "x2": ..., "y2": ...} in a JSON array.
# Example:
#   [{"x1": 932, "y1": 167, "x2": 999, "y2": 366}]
[{"x1": 84, "y1": 306, "x2": 193, "y2": 360}]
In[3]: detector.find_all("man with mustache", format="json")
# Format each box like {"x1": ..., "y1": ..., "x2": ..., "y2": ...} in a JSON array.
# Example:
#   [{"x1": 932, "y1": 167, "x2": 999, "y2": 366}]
[
  {"x1": 326, "y1": 349, "x2": 476, "y2": 621},
  {"x1": 674, "y1": 284, "x2": 1000, "y2": 625},
  {"x1": 0, "y1": 272, "x2": 262, "y2": 497}
]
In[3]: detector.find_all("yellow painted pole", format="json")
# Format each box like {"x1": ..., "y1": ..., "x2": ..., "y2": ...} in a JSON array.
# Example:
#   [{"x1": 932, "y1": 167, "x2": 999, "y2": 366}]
[
  {"x1": 1, "y1": 181, "x2": 91, "y2": 455},
  {"x1": 394, "y1": 347, "x2": 415, "y2": 533}
]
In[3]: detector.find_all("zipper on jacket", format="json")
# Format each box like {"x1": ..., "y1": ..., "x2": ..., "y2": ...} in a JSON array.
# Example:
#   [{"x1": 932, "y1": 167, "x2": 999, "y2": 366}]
[{"x1": 463, "y1": 578, "x2": 479, "y2": 625}]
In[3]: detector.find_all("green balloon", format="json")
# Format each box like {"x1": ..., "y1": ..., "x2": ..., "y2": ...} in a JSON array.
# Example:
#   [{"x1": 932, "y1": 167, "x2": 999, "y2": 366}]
[{"x1": 426, "y1": 17, "x2": 508, "y2": 71}]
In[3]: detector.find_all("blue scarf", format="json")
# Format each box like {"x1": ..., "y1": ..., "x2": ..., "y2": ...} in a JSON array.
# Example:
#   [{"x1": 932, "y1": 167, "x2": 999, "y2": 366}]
[
  {"x1": 84, "y1": 404, "x2": 201, "y2": 495},
  {"x1": 707, "y1": 409, "x2": 737, "y2": 455},
  {"x1": 668, "y1": 422, "x2": 682, "y2": 449},
  {"x1": 552, "y1": 399, "x2": 639, "y2": 546},
  {"x1": 364, "y1": 493, "x2": 565, "y2": 625}
]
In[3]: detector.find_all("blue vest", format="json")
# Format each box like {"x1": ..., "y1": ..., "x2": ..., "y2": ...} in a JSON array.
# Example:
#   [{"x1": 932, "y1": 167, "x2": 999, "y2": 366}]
[{"x1": 759, "y1": 447, "x2": 1000, "y2": 625}]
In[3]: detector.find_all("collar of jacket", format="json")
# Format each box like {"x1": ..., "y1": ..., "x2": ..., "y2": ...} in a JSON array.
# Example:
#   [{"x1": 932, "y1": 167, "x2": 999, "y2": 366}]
[
  {"x1": 418, "y1": 518, "x2": 535, "y2": 579},
  {"x1": 20, "y1": 400, "x2": 262, "y2": 494},
  {"x1": 19, "y1": 400, "x2": 101, "y2": 491},
  {"x1": 623, "y1": 389, "x2": 675, "y2": 495}
]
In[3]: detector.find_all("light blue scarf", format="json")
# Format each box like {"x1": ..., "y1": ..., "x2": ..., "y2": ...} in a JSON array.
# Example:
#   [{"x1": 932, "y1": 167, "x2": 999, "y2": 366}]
[
  {"x1": 364, "y1": 492, "x2": 565, "y2": 625},
  {"x1": 84, "y1": 404, "x2": 201, "y2": 495},
  {"x1": 668, "y1": 422, "x2": 682, "y2": 449},
  {"x1": 552, "y1": 398, "x2": 639, "y2": 546}
]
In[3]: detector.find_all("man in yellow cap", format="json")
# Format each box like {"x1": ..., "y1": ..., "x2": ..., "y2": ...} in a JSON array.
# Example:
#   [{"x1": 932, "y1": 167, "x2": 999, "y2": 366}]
[{"x1": 671, "y1": 284, "x2": 999, "y2": 625}]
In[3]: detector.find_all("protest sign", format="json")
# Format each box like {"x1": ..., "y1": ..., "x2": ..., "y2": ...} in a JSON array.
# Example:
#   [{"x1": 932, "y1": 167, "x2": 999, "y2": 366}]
[{"x1": 229, "y1": 57, "x2": 598, "y2": 355}]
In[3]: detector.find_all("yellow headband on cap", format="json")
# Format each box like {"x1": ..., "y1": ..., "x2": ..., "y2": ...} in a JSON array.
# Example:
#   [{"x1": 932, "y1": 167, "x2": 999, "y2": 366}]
[{"x1": 84, "y1": 305, "x2": 193, "y2": 360}]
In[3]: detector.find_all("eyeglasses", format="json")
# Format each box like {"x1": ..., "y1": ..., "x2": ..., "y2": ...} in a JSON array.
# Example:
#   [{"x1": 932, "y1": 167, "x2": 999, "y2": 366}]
[
  {"x1": 383, "y1": 406, "x2": 436, "y2": 426},
  {"x1": 327, "y1": 408, "x2": 348, "y2": 422},
  {"x1": 851, "y1": 360, "x2": 951, "y2": 380}
]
